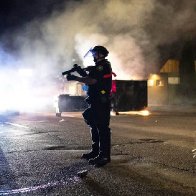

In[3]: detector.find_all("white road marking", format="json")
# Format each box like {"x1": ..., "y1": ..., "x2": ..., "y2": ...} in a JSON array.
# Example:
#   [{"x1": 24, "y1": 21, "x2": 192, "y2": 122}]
[
  {"x1": 0, "y1": 177, "x2": 80, "y2": 195},
  {"x1": 5, "y1": 122, "x2": 29, "y2": 129}
]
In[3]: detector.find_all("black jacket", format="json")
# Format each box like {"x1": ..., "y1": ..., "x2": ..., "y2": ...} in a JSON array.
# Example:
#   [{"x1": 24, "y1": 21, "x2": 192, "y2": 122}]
[{"x1": 87, "y1": 59, "x2": 112, "y2": 103}]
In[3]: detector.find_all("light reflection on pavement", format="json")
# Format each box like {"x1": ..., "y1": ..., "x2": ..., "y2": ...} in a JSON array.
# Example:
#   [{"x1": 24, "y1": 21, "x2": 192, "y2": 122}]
[
  {"x1": 0, "y1": 176, "x2": 80, "y2": 195},
  {"x1": 0, "y1": 177, "x2": 80, "y2": 195},
  {"x1": 0, "y1": 111, "x2": 195, "y2": 195}
]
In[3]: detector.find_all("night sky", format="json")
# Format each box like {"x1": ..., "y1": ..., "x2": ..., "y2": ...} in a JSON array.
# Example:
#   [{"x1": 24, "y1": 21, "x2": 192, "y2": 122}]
[
  {"x1": 0, "y1": 0, "x2": 68, "y2": 34},
  {"x1": 0, "y1": 0, "x2": 195, "y2": 70}
]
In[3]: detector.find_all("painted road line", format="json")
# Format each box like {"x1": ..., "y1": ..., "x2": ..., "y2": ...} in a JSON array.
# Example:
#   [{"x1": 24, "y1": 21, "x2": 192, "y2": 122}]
[
  {"x1": 5, "y1": 122, "x2": 29, "y2": 129},
  {"x1": 0, "y1": 177, "x2": 80, "y2": 195}
]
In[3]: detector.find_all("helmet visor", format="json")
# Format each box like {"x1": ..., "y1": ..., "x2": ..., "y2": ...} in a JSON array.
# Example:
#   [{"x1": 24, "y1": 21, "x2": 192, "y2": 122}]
[{"x1": 83, "y1": 48, "x2": 97, "y2": 58}]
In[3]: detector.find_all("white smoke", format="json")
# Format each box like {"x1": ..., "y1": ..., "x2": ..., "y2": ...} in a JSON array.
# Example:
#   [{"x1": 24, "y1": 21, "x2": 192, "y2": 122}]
[
  {"x1": 10, "y1": 0, "x2": 196, "y2": 78},
  {"x1": 41, "y1": 0, "x2": 195, "y2": 79},
  {"x1": 0, "y1": 0, "x2": 195, "y2": 111}
]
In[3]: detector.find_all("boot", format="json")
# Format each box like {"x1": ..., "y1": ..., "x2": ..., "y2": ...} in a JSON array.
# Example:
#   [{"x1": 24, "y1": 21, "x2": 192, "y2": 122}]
[
  {"x1": 81, "y1": 151, "x2": 98, "y2": 160},
  {"x1": 88, "y1": 155, "x2": 110, "y2": 167},
  {"x1": 98, "y1": 126, "x2": 111, "y2": 165},
  {"x1": 82, "y1": 126, "x2": 99, "y2": 160}
]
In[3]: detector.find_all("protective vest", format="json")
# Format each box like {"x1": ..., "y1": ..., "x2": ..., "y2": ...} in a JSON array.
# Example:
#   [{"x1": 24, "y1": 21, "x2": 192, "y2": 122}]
[{"x1": 87, "y1": 59, "x2": 112, "y2": 103}]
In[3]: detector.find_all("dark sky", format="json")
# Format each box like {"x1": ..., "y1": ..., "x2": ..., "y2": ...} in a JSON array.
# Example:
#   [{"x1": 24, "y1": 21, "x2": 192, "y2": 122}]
[
  {"x1": 0, "y1": 0, "x2": 195, "y2": 68},
  {"x1": 0, "y1": 0, "x2": 69, "y2": 35}
]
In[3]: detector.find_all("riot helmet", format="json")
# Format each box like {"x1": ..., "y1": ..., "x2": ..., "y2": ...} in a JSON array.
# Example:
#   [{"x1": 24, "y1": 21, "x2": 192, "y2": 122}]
[{"x1": 90, "y1": 46, "x2": 109, "y2": 57}]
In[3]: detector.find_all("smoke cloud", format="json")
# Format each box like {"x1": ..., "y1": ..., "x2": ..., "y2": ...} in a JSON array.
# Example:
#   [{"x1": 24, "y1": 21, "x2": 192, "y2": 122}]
[
  {"x1": 37, "y1": 0, "x2": 195, "y2": 79},
  {"x1": 0, "y1": 0, "x2": 195, "y2": 111}
]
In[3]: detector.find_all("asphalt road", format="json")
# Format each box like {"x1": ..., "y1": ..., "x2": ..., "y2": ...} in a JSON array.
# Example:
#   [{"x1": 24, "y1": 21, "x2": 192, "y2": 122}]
[{"x1": 0, "y1": 110, "x2": 195, "y2": 196}]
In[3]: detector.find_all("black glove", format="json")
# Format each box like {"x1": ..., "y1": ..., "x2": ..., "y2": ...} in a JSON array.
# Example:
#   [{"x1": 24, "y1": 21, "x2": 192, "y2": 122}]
[{"x1": 66, "y1": 74, "x2": 77, "y2": 81}]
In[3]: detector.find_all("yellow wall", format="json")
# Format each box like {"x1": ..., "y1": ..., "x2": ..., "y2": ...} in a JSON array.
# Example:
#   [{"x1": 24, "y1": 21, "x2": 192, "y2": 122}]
[
  {"x1": 160, "y1": 60, "x2": 179, "y2": 73},
  {"x1": 148, "y1": 74, "x2": 168, "y2": 105}
]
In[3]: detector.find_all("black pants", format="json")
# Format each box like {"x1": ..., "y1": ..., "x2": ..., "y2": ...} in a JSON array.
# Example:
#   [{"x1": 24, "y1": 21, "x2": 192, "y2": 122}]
[{"x1": 82, "y1": 101, "x2": 111, "y2": 158}]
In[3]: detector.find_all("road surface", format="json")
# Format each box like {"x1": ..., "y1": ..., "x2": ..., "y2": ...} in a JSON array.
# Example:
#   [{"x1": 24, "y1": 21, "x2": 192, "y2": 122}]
[{"x1": 0, "y1": 110, "x2": 195, "y2": 195}]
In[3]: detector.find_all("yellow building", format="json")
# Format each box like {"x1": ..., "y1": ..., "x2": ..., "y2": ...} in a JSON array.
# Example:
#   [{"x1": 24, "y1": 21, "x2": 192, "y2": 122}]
[{"x1": 148, "y1": 60, "x2": 180, "y2": 106}]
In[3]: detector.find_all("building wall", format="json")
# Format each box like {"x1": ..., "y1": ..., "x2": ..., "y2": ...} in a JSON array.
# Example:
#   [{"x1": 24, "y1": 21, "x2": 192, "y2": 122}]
[
  {"x1": 148, "y1": 51, "x2": 196, "y2": 106},
  {"x1": 179, "y1": 41, "x2": 196, "y2": 104},
  {"x1": 167, "y1": 73, "x2": 181, "y2": 104},
  {"x1": 148, "y1": 74, "x2": 168, "y2": 106}
]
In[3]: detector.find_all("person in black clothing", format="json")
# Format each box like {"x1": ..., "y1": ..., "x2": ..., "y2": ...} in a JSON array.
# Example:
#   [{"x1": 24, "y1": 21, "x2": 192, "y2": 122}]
[{"x1": 66, "y1": 46, "x2": 112, "y2": 167}]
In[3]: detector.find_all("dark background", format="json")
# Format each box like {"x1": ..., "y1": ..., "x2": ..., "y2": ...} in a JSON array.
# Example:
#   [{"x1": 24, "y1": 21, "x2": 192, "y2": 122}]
[{"x1": 0, "y1": 0, "x2": 68, "y2": 34}]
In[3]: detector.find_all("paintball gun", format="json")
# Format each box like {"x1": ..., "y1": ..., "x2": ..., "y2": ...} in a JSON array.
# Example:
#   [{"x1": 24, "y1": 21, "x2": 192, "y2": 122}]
[
  {"x1": 62, "y1": 64, "x2": 87, "y2": 77},
  {"x1": 62, "y1": 64, "x2": 95, "y2": 77}
]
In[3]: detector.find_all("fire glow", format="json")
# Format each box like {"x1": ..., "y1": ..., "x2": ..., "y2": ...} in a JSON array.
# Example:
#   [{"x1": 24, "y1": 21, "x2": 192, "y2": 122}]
[{"x1": 118, "y1": 110, "x2": 150, "y2": 116}]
